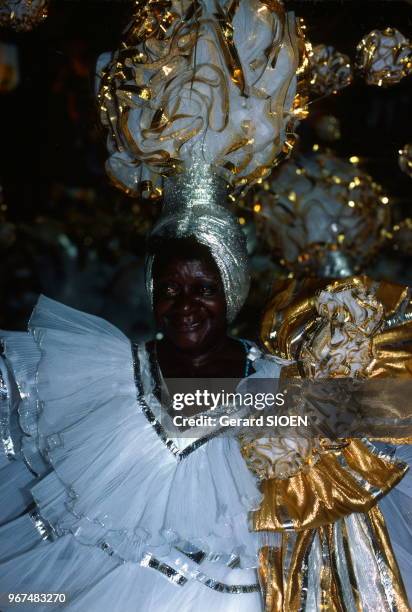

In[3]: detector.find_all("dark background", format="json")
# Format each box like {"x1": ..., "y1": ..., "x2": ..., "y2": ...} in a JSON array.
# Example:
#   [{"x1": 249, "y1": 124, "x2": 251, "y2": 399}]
[{"x1": 0, "y1": 0, "x2": 411, "y2": 338}]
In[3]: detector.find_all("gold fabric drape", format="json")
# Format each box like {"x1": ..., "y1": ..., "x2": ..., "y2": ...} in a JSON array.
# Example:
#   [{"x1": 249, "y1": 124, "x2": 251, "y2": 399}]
[
  {"x1": 250, "y1": 276, "x2": 412, "y2": 610},
  {"x1": 251, "y1": 439, "x2": 407, "y2": 532}
]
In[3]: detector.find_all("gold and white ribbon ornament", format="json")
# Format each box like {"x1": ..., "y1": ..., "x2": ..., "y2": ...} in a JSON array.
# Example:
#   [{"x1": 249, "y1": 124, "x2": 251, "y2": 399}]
[
  {"x1": 96, "y1": 0, "x2": 310, "y2": 200},
  {"x1": 0, "y1": 0, "x2": 49, "y2": 31},
  {"x1": 245, "y1": 274, "x2": 412, "y2": 611},
  {"x1": 356, "y1": 27, "x2": 412, "y2": 87},
  {"x1": 308, "y1": 44, "x2": 353, "y2": 96},
  {"x1": 246, "y1": 150, "x2": 391, "y2": 277}
]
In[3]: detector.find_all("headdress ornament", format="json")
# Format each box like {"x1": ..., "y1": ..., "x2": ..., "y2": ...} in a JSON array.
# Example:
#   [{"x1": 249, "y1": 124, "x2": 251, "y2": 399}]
[
  {"x1": 246, "y1": 150, "x2": 390, "y2": 278},
  {"x1": 97, "y1": 0, "x2": 308, "y2": 319}
]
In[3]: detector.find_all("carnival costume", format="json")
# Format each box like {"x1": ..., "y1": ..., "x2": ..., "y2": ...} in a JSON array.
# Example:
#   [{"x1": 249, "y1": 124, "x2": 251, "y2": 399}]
[
  {"x1": 249, "y1": 276, "x2": 412, "y2": 611},
  {"x1": 0, "y1": 1, "x2": 411, "y2": 611}
]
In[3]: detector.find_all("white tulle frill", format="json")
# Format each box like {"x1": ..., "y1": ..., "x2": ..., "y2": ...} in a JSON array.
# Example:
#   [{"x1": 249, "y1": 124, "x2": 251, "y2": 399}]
[
  {"x1": 0, "y1": 296, "x2": 264, "y2": 570},
  {"x1": 0, "y1": 512, "x2": 261, "y2": 612},
  {"x1": 2, "y1": 295, "x2": 411, "y2": 612}
]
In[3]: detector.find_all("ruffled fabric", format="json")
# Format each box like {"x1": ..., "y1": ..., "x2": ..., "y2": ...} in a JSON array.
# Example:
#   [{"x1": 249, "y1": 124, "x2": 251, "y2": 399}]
[
  {"x1": 375, "y1": 444, "x2": 412, "y2": 601},
  {"x1": 1, "y1": 295, "x2": 267, "y2": 568},
  {"x1": 2, "y1": 294, "x2": 410, "y2": 610},
  {"x1": 1, "y1": 514, "x2": 261, "y2": 612}
]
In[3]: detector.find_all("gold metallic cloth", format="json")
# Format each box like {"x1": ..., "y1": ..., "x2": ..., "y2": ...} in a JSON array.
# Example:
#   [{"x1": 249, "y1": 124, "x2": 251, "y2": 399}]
[
  {"x1": 247, "y1": 275, "x2": 412, "y2": 610},
  {"x1": 257, "y1": 505, "x2": 409, "y2": 612},
  {"x1": 250, "y1": 439, "x2": 407, "y2": 532},
  {"x1": 261, "y1": 275, "x2": 412, "y2": 381},
  {"x1": 248, "y1": 436, "x2": 410, "y2": 610}
]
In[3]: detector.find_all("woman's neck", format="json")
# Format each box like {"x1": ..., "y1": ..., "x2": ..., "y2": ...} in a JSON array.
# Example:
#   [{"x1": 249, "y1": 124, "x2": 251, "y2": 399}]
[{"x1": 154, "y1": 336, "x2": 247, "y2": 378}]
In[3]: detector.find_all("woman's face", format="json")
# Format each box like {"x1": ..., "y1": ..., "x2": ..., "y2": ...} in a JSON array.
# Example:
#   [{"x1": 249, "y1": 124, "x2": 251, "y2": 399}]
[{"x1": 153, "y1": 254, "x2": 227, "y2": 353}]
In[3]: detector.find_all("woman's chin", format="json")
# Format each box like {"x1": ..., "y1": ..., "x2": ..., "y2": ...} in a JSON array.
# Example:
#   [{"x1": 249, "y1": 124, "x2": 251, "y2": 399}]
[
  {"x1": 170, "y1": 333, "x2": 209, "y2": 353},
  {"x1": 165, "y1": 325, "x2": 218, "y2": 354}
]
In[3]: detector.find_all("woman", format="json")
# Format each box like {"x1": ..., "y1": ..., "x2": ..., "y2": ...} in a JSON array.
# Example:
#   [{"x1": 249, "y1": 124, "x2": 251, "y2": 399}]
[
  {"x1": 3, "y1": 0, "x2": 410, "y2": 606},
  {"x1": 1, "y1": 185, "x2": 411, "y2": 611},
  {"x1": 0, "y1": 190, "x2": 286, "y2": 612},
  {"x1": 149, "y1": 238, "x2": 251, "y2": 379}
]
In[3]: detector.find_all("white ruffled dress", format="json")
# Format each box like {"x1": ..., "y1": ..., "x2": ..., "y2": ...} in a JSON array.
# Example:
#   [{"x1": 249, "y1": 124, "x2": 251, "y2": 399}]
[
  {"x1": 0, "y1": 296, "x2": 285, "y2": 612},
  {"x1": 0, "y1": 296, "x2": 411, "y2": 612}
]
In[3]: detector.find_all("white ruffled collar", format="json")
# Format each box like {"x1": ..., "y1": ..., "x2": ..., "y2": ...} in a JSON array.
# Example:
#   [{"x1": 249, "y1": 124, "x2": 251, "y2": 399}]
[{"x1": 132, "y1": 340, "x2": 262, "y2": 460}]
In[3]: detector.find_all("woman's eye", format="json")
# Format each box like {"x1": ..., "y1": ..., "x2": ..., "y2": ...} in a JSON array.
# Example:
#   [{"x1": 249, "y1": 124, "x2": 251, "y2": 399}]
[
  {"x1": 158, "y1": 284, "x2": 179, "y2": 297},
  {"x1": 166, "y1": 286, "x2": 179, "y2": 296},
  {"x1": 198, "y1": 284, "x2": 217, "y2": 296}
]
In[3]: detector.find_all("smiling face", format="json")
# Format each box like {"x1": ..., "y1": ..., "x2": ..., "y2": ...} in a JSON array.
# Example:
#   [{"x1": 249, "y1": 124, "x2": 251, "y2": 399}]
[{"x1": 153, "y1": 247, "x2": 227, "y2": 354}]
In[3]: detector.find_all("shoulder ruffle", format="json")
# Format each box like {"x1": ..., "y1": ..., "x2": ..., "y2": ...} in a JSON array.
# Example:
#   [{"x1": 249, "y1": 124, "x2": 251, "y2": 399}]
[{"x1": 1, "y1": 296, "x2": 262, "y2": 567}]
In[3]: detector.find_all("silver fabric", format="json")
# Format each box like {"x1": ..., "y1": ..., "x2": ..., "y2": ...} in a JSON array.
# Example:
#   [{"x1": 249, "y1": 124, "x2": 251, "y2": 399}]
[
  {"x1": 28, "y1": 509, "x2": 56, "y2": 542},
  {"x1": 299, "y1": 530, "x2": 315, "y2": 611},
  {"x1": 140, "y1": 553, "x2": 188, "y2": 587},
  {"x1": 0, "y1": 367, "x2": 15, "y2": 460},
  {"x1": 132, "y1": 341, "x2": 256, "y2": 461},
  {"x1": 140, "y1": 551, "x2": 260, "y2": 593},
  {"x1": 305, "y1": 531, "x2": 322, "y2": 612},
  {"x1": 132, "y1": 342, "x2": 222, "y2": 460},
  {"x1": 385, "y1": 311, "x2": 412, "y2": 329},
  {"x1": 345, "y1": 513, "x2": 398, "y2": 611},
  {"x1": 332, "y1": 521, "x2": 359, "y2": 612},
  {"x1": 132, "y1": 343, "x2": 181, "y2": 459},
  {"x1": 145, "y1": 162, "x2": 250, "y2": 323}
]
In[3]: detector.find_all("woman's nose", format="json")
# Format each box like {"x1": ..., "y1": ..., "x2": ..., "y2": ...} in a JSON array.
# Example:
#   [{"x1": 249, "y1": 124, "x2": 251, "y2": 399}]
[{"x1": 174, "y1": 290, "x2": 197, "y2": 314}]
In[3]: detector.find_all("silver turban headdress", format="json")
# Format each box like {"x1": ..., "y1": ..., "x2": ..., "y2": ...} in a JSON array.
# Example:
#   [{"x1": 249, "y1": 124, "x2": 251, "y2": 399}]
[
  {"x1": 96, "y1": 0, "x2": 309, "y2": 320},
  {"x1": 145, "y1": 160, "x2": 250, "y2": 322}
]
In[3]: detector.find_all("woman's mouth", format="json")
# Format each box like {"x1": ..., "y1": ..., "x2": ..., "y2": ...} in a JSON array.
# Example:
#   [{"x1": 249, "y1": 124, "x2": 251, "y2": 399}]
[{"x1": 172, "y1": 319, "x2": 204, "y2": 332}]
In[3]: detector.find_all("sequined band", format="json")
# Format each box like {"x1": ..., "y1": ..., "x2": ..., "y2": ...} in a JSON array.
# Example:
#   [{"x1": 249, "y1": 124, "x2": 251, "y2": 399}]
[
  {"x1": 0, "y1": 368, "x2": 16, "y2": 460},
  {"x1": 142, "y1": 552, "x2": 259, "y2": 593},
  {"x1": 147, "y1": 341, "x2": 162, "y2": 400},
  {"x1": 175, "y1": 545, "x2": 206, "y2": 565},
  {"x1": 175, "y1": 540, "x2": 240, "y2": 569},
  {"x1": 131, "y1": 342, "x2": 223, "y2": 461},
  {"x1": 140, "y1": 553, "x2": 188, "y2": 587},
  {"x1": 28, "y1": 508, "x2": 56, "y2": 542},
  {"x1": 131, "y1": 342, "x2": 181, "y2": 459},
  {"x1": 176, "y1": 433, "x2": 222, "y2": 460},
  {"x1": 191, "y1": 574, "x2": 259, "y2": 594},
  {"x1": 98, "y1": 545, "x2": 259, "y2": 594},
  {"x1": 100, "y1": 536, "x2": 242, "y2": 571}
]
